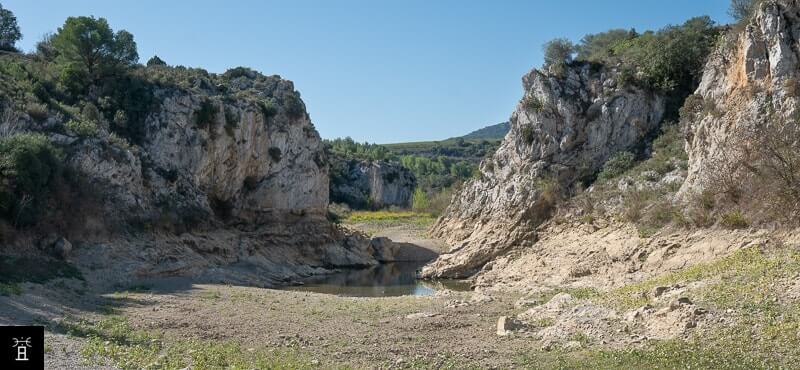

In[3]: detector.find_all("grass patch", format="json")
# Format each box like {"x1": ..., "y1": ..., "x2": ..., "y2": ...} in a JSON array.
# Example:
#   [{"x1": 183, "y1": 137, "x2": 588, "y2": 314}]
[
  {"x1": 344, "y1": 210, "x2": 436, "y2": 236},
  {"x1": 346, "y1": 210, "x2": 434, "y2": 223},
  {"x1": 518, "y1": 246, "x2": 800, "y2": 368},
  {"x1": 516, "y1": 338, "x2": 777, "y2": 369},
  {"x1": 0, "y1": 282, "x2": 21, "y2": 296},
  {"x1": 61, "y1": 316, "x2": 318, "y2": 370}
]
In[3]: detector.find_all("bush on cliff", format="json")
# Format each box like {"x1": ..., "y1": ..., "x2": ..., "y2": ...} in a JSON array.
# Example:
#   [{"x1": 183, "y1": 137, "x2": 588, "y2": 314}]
[
  {"x1": 545, "y1": 16, "x2": 719, "y2": 119},
  {"x1": 730, "y1": 0, "x2": 765, "y2": 23},
  {"x1": 0, "y1": 133, "x2": 63, "y2": 226}
]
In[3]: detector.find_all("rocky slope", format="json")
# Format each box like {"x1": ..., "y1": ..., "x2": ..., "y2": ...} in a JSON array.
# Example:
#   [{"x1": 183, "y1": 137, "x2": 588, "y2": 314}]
[
  {"x1": 423, "y1": 63, "x2": 666, "y2": 278},
  {"x1": 330, "y1": 159, "x2": 416, "y2": 209}
]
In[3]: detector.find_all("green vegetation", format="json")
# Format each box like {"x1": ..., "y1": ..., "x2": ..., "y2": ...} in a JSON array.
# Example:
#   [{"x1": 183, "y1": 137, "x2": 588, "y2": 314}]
[
  {"x1": 0, "y1": 134, "x2": 63, "y2": 226},
  {"x1": 569, "y1": 122, "x2": 689, "y2": 235},
  {"x1": 0, "y1": 282, "x2": 20, "y2": 295},
  {"x1": 720, "y1": 210, "x2": 749, "y2": 229},
  {"x1": 59, "y1": 316, "x2": 317, "y2": 370},
  {"x1": 145, "y1": 55, "x2": 167, "y2": 67},
  {"x1": 596, "y1": 152, "x2": 636, "y2": 182},
  {"x1": 65, "y1": 118, "x2": 98, "y2": 137},
  {"x1": 0, "y1": 255, "x2": 83, "y2": 295},
  {"x1": 543, "y1": 38, "x2": 575, "y2": 72},
  {"x1": 515, "y1": 246, "x2": 800, "y2": 368},
  {"x1": 522, "y1": 95, "x2": 544, "y2": 113},
  {"x1": 50, "y1": 16, "x2": 138, "y2": 87},
  {"x1": 327, "y1": 136, "x2": 498, "y2": 213},
  {"x1": 326, "y1": 137, "x2": 394, "y2": 162},
  {"x1": 0, "y1": 3, "x2": 21, "y2": 51},
  {"x1": 411, "y1": 187, "x2": 429, "y2": 212},
  {"x1": 730, "y1": 0, "x2": 765, "y2": 23},
  {"x1": 193, "y1": 99, "x2": 218, "y2": 128},
  {"x1": 545, "y1": 16, "x2": 719, "y2": 122},
  {"x1": 343, "y1": 210, "x2": 436, "y2": 236}
]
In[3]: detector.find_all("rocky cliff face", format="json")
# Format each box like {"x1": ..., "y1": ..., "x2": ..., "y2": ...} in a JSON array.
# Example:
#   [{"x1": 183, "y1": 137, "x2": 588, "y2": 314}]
[
  {"x1": 681, "y1": 0, "x2": 800, "y2": 196},
  {"x1": 0, "y1": 65, "x2": 383, "y2": 285},
  {"x1": 330, "y1": 159, "x2": 416, "y2": 209},
  {"x1": 68, "y1": 72, "x2": 328, "y2": 227},
  {"x1": 423, "y1": 64, "x2": 666, "y2": 278}
]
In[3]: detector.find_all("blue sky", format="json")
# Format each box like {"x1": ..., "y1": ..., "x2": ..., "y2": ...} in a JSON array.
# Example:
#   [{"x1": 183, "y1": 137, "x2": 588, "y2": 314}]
[{"x1": 5, "y1": 1, "x2": 731, "y2": 143}]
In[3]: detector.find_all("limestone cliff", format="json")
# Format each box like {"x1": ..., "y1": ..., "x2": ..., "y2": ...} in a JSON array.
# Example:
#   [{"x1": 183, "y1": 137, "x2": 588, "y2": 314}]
[
  {"x1": 423, "y1": 64, "x2": 666, "y2": 278},
  {"x1": 330, "y1": 159, "x2": 416, "y2": 209},
  {"x1": 681, "y1": 0, "x2": 800, "y2": 197},
  {"x1": 65, "y1": 72, "x2": 328, "y2": 227},
  {"x1": 0, "y1": 64, "x2": 379, "y2": 285}
]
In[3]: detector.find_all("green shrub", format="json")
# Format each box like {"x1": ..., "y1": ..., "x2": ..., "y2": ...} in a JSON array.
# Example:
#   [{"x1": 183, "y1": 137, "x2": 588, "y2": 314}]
[
  {"x1": 26, "y1": 101, "x2": 49, "y2": 122},
  {"x1": 283, "y1": 93, "x2": 305, "y2": 119},
  {"x1": 268, "y1": 147, "x2": 282, "y2": 162},
  {"x1": 0, "y1": 134, "x2": 63, "y2": 226},
  {"x1": 720, "y1": 210, "x2": 749, "y2": 229},
  {"x1": 193, "y1": 99, "x2": 218, "y2": 128},
  {"x1": 112, "y1": 110, "x2": 128, "y2": 128},
  {"x1": 520, "y1": 125, "x2": 535, "y2": 145},
  {"x1": 597, "y1": 151, "x2": 636, "y2": 182},
  {"x1": 107, "y1": 132, "x2": 131, "y2": 150},
  {"x1": 421, "y1": 187, "x2": 454, "y2": 216},
  {"x1": 730, "y1": 0, "x2": 765, "y2": 23},
  {"x1": 65, "y1": 119, "x2": 98, "y2": 137},
  {"x1": 146, "y1": 55, "x2": 167, "y2": 67},
  {"x1": 411, "y1": 188, "x2": 430, "y2": 212},
  {"x1": 542, "y1": 38, "x2": 575, "y2": 68},
  {"x1": 522, "y1": 95, "x2": 544, "y2": 113},
  {"x1": 257, "y1": 99, "x2": 277, "y2": 120}
]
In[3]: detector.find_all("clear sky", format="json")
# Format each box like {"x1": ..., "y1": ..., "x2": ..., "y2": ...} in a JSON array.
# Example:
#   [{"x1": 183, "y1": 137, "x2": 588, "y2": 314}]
[{"x1": 5, "y1": 0, "x2": 731, "y2": 143}]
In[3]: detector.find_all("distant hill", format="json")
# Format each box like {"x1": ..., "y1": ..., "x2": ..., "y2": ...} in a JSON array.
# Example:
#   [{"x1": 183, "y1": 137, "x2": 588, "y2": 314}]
[{"x1": 456, "y1": 122, "x2": 510, "y2": 140}]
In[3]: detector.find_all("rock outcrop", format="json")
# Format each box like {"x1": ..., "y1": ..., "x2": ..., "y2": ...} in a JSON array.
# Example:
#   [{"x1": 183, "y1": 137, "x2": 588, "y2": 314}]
[
  {"x1": 330, "y1": 159, "x2": 416, "y2": 209},
  {"x1": 681, "y1": 0, "x2": 800, "y2": 195},
  {"x1": 423, "y1": 63, "x2": 665, "y2": 278},
  {"x1": 0, "y1": 65, "x2": 381, "y2": 285},
  {"x1": 69, "y1": 73, "x2": 328, "y2": 227}
]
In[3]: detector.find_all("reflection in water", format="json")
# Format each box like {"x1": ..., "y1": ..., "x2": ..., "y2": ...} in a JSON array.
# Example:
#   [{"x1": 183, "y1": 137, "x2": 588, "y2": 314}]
[{"x1": 283, "y1": 262, "x2": 471, "y2": 297}]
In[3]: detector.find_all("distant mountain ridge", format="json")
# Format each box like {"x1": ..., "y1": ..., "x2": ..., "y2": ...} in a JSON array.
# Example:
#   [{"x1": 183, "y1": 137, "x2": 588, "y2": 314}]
[{"x1": 455, "y1": 121, "x2": 510, "y2": 140}]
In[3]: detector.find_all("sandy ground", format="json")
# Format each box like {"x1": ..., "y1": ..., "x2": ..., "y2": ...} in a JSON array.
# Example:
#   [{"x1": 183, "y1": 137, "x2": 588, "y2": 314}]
[{"x1": 118, "y1": 284, "x2": 529, "y2": 368}]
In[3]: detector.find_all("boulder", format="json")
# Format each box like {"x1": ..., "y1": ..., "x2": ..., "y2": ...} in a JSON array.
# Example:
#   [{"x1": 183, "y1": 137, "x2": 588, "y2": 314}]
[
  {"x1": 53, "y1": 237, "x2": 72, "y2": 259},
  {"x1": 497, "y1": 316, "x2": 525, "y2": 336}
]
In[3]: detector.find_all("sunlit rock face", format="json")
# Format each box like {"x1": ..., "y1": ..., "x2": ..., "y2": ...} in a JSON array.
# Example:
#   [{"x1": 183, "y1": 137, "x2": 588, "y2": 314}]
[{"x1": 424, "y1": 63, "x2": 665, "y2": 278}]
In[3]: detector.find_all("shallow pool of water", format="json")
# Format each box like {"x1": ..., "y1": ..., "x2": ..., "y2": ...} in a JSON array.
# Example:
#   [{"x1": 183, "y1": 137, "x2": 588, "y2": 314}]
[{"x1": 282, "y1": 262, "x2": 471, "y2": 297}]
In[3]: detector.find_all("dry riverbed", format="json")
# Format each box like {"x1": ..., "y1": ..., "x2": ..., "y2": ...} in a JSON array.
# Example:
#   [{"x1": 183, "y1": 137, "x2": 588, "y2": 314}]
[{"x1": 3, "y1": 212, "x2": 800, "y2": 369}]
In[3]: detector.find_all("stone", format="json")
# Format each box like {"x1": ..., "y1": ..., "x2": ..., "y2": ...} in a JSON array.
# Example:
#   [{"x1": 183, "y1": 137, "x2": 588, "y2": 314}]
[
  {"x1": 652, "y1": 286, "x2": 669, "y2": 298},
  {"x1": 53, "y1": 237, "x2": 72, "y2": 259},
  {"x1": 497, "y1": 316, "x2": 525, "y2": 336},
  {"x1": 405, "y1": 312, "x2": 438, "y2": 320},
  {"x1": 562, "y1": 340, "x2": 583, "y2": 351}
]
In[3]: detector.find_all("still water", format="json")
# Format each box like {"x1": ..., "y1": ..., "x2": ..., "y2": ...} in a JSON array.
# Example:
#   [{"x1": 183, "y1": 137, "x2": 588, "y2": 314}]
[{"x1": 283, "y1": 262, "x2": 471, "y2": 297}]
